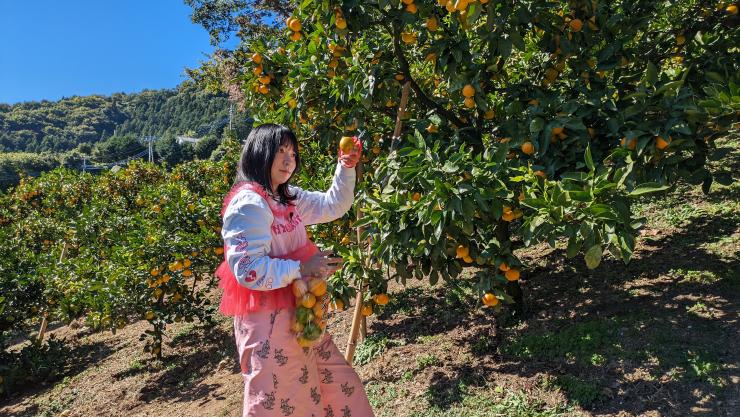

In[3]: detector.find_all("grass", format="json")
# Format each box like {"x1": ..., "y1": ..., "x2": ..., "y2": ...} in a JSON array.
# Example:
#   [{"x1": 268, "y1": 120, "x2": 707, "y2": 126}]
[
  {"x1": 685, "y1": 301, "x2": 717, "y2": 319},
  {"x1": 128, "y1": 358, "x2": 146, "y2": 373},
  {"x1": 170, "y1": 323, "x2": 196, "y2": 345},
  {"x1": 367, "y1": 379, "x2": 574, "y2": 417},
  {"x1": 542, "y1": 375, "x2": 602, "y2": 407},
  {"x1": 669, "y1": 268, "x2": 724, "y2": 285},
  {"x1": 685, "y1": 350, "x2": 726, "y2": 388},
  {"x1": 415, "y1": 388, "x2": 576, "y2": 417},
  {"x1": 353, "y1": 333, "x2": 404, "y2": 366},
  {"x1": 416, "y1": 353, "x2": 440, "y2": 370},
  {"x1": 365, "y1": 381, "x2": 409, "y2": 417},
  {"x1": 37, "y1": 387, "x2": 77, "y2": 417},
  {"x1": 499, "y1": 306, "x2": 734, "y2": 404},
  {"x1": 501, "y1": 315, "x2": 641, "y2": 366}
]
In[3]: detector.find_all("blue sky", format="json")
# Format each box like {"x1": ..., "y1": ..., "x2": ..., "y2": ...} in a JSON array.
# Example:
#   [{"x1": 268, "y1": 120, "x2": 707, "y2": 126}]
[{"x1": 0, "y1": 0, "x2": 235, "y2": 104}]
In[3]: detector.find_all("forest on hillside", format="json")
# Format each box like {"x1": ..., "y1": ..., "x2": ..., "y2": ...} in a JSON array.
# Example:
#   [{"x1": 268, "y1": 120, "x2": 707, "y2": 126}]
[{"x1": 0, "y1": 83, "x2": 249, "y2": 189}]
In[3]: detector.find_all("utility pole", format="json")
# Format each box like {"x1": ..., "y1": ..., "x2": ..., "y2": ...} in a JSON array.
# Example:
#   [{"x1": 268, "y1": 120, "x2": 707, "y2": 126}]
[{"x1": 142, "y1": 136, "x2": 157, "y2": 163}]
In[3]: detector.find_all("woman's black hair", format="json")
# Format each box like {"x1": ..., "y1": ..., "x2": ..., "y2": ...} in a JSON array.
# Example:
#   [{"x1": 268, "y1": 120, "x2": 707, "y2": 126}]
[{"x1": 236, "y1": 123, "x2": 301, "y2": 204}]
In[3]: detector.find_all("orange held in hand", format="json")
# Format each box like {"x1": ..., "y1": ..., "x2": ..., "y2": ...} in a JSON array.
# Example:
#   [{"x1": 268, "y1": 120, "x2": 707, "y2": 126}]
[
  {"x1": 340, "y1": 136, "x2": 355, "y2": 153},
  {"x1": 308, "y1": 278, "x2": 327, "y2": 297},
  {"x1": 292, "y1": 279, "x2": 308, "y2": 298},
  {"x1": 300, "y1": 292, "x2": 316, "y2": 308},
  {"x1": 338, "y1": 135, "x2": 362, "y2": 168}
]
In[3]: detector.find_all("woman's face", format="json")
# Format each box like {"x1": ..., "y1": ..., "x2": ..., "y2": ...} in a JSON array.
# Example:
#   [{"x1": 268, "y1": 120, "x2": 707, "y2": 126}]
[{"x1": 270, "y1": 141, "x2": 296, "y2": 191}]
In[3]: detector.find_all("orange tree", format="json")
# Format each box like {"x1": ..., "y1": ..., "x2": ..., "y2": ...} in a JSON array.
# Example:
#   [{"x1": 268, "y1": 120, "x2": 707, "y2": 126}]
[
  {"x1": 189, "y1": 0, "x2": 738, "y2": 314},
  {"x1": 0, "y1": 153, "x2": 242, "y2": 393}
]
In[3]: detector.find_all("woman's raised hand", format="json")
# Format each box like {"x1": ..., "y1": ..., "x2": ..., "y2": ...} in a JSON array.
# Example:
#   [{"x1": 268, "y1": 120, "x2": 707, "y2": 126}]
[
  {"x1": 300, "y1": 250, "x2": 343, "y2": 278},
  {"x1": 338, "y1": 136, "x2": 362, "y2": 168}
]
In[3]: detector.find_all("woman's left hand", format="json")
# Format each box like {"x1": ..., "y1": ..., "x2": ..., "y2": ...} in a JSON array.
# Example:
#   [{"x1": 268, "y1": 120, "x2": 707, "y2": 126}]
[{"x1": 339, "y1": 136, "x2": 363, "y2": 168}]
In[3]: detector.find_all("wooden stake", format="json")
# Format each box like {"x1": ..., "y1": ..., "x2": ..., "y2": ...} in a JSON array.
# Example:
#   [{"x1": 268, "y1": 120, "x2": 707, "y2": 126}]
[
  {"x1": 344, "y1": 155, "x2": 365, "y2": 362},
  {"x1": 344, "y1": 290, "x2": 365, "y2": 363},
  {"x1": 344, "y1": 82, "x2": 411, "y2": 363},
  {"x1": 37, "y1": 314, "x2": 48, "y2": 346}
]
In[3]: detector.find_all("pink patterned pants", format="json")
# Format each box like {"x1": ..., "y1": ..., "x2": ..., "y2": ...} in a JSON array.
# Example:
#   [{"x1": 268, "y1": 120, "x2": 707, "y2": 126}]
[{"x1": 234, "y1": 308, "x2": 374, "y2": 417}]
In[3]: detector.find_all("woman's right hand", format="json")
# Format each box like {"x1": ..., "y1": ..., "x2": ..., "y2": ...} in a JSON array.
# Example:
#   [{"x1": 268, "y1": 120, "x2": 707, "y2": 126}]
[{"x1": 300, "y1": 250, "x2": 343, "y2": 278}]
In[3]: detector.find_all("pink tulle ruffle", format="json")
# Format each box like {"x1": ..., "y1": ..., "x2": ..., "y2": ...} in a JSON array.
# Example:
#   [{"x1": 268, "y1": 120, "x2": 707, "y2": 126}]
[{"x1": 216, "y1": 240, "x2": 318, "y2": 315}]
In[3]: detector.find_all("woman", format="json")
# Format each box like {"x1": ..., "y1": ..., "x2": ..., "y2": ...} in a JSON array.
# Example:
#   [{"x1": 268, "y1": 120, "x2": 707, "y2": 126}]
[{"x1": 216, "y1": 123, "x2": 374, "y2": 416}]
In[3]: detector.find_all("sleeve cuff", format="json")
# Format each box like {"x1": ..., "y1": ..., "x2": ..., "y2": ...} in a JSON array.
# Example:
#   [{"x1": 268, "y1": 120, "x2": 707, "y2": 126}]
[
  {"x1": 285, "y1": 259, "x2": 302, "y2": 283},
  {"x1": 337, "y1": 162, "x2": 357, "y2": 178}
]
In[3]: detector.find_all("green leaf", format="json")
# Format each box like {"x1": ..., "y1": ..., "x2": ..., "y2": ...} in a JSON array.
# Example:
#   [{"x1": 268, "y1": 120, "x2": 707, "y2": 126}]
[
  {"x1": 709, "y1": 148, "x2": 731, "y2": 161},
  {"x1": 442, "y1": 161, "x2": 459, "y2": 173},
  {"x1": 560, "y1": 172, "x2": 589, "y2": 182},
  {"x1": 529, "y1": 117, "x2": 545, "y2": 134},
  {"x1": 618, "y1": 232, "x2": 635, "y2": 264},
  {"x1": 429, "y1": 270, "x2": 439, "y2": 286},
  {"x1": 584, "y1": 144, "x2": 595, "y2": 172},
  {"x1": 569, "y1": 191, "x2": 592, "y2": 202},
  {"x1": 628, "y1": 182, "x2": 670, "y2": 197},
  {"x1": 510, "y1": 31, "x2": 525, "y2": 51},
  {"x1": 584, "y1": 245, "x2": 602, "y2": 269},
  {"x1": 714, "y1": 172, "x2": 732, "y2": 186},
  {"x1": 645, "y1": 61, "x2": 658, "y2": 85},
  {"x1": 566, "y1": 234, "x2": 581, "y2": 258},
  {"x1": 353, "y1": 215, "x2": 374, "y2": 229}
]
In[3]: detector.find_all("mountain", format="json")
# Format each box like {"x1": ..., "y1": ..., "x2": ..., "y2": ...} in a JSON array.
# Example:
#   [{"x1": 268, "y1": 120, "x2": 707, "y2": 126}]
[
  {"x1": 0, "y1": 82, "x2": 232, "y2": 154},
  {"x1": 0, "y1": 83, "x2": 249, "y2": 190}
]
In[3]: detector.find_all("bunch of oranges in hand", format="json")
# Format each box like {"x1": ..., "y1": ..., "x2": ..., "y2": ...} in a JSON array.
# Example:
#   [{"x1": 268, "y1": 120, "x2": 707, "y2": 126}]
[{"x1": 291, "y1": 276, "x2": 329, "y2": 347}]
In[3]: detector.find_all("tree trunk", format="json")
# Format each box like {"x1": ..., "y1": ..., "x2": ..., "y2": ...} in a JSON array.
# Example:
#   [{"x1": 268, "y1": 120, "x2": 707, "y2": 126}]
[{"x1": 495, "y1": 219, "x2": 525, "y2": 317}]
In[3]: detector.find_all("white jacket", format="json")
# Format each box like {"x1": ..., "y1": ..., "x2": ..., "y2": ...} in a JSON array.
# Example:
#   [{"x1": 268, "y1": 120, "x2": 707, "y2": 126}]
[{"x1": 221, "y1": 163, "x2": 356, "y2": 291}]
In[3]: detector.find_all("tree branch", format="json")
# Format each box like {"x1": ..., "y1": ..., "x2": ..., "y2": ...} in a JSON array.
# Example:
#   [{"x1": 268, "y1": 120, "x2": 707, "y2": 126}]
[{"x1": 391, "y1": 23, "x2": 466, "y2": 128}]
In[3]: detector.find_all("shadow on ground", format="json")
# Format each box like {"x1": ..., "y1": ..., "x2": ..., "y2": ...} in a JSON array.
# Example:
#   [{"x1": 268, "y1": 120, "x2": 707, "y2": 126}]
[
  {"x1": 0, "y1": 337, "x2": 115, "y2": 416},
  {"x1": 368, "y1": 209, "x2": 739, "y2": 416},
  {"x1": 131, "y1": 322, "x2": 237, "y2": 404}
]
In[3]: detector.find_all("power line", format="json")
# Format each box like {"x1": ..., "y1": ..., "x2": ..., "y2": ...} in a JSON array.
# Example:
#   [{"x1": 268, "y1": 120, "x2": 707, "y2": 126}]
[{"x1": 82, "y1": 147, "x2": 150, "y2": 172}]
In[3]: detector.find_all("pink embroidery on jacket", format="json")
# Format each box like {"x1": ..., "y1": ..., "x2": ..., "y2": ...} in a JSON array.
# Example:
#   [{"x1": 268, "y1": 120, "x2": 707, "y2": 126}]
[
  {"x1": 234, "y1": 234, "x2": 249, "y2": 252},
  {"x1": 271, "y1": 212, "x2": 303, "y2": 235},
  {"x1": 237, "y1": 256, "x2": 255, "y2": 277}
]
